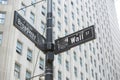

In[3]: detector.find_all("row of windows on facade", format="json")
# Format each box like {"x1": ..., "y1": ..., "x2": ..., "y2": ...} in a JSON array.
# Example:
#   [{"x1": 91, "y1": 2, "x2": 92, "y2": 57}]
[
  {"x1": 57, "y1": 69, "x2": 105, "y2": 80},
  {"x1": 0, "y1": 4, "x2": 97, "y2": 34},
  {"x1": 14, "y1": 56, "x2": 116, "y2": 80},
  {"x1": 0, "y1": 11, "x2": 46, "y2": 35},
  {"x1": 14, "y1": 62, "x2": 84, "y2": 80},
  {"x1": 58, "y1": 53, "x2": 106, "y2": 78},
  {"x1": 0, "y1": 11, "x2": 35, "y2": 25},
  {"x1": 14, "y1": 59, "x2": 117, "y2": 80},
  {"x1": 16, "y1": 40, "x2": 102, "y2": 79},
  {"x1": 14, "y1": 62, "x2": 101, "y2": 80},
  {"x1": 14, "y1": 62, "x2": 32, "y2": 80},
  {"x1": 20, "y1": 1, "x2": 93, "y2": 32},
  {"x1": 0, "y1": 0, "x2": 106, "y2": 27},
  {"x1": 1, "y1": 31, "x2": 104, "y2": 71},
  {"x1": 20, "y1": 2, "x2": 81, "y2": 32},
  {"x1": 16, "y1": 41, "x2": 44, "y2": 70}
]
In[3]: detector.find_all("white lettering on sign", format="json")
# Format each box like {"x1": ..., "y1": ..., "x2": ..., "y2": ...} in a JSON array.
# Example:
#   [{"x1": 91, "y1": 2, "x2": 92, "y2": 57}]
[
  {"x1": 17, "y1": 18, "x2": 36, "y2": 41},
  {"x1": 70, "y1": 37, "x2": 76, "y2": 44},
  {"x1": 69, "y1": 32, "x2": 84, "y2": 44},
  {"x1": 85, "y1": 31, "x2": 89, "y2": 35}
]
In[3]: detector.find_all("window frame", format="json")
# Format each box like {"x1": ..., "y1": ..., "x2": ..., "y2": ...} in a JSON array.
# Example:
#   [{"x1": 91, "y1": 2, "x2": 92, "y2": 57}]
[
  {"x1": 14, "y1": 63, "x2": 21, "y2": 79},
  {"x1": 27, "y1": 49, "x2": 32, "y2": 62},
  {"x1": 39, "y1": 58, "x2": 44, "y2": 70},
  {"x1": 26, "y1": 70, "x2": 31, "y2": 80},
  {"x1": 16, "y1": 41, "x2": 23, "y2": 54},
  {"x1": 30, "y1": 12, "x2": 35, "y2": 24},
  {"x1": 0, "y1": 12, "x2": 6, "y2": 24},
  {"x1": 58, "y1": 71, "x2": 62, "y2": 80}
]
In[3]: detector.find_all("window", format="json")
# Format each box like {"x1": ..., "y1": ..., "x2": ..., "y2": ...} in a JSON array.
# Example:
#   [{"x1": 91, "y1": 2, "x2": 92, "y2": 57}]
[
  {"x1": 58, "y1": 71, "x2": 62, "y2": 80},
  {"x1": 99, "y1": 65, "x2": 101, "y2": 73},
  {"x1": 84, "y1": 50, "x2": 87, "y2": 58},
  {"x1": 27, "y1": 49, "x2": 32, "y2": 62},
  {"x1": 103, "y1": 69, "x2": 105, "y2": 77},
  {"x1": 39, "y1": 58, "x2": 44, "y2": 70},
  {"x1": 0, "y1": 32, "x2": 3, "y2": 45},
  {"x1": 79, "y1": 45, "x2": 81, "y2": 51},
  {"x1": 90, "y1": 56, "x2": 93, "y2": 64},
  {"x1": 14, "y1": 63, "x2": 20, "y2": 79},
  {"x1": 82, "y1": 15, "x2": 84, "y2": 22},
  {"x1": 52, "y1": 2, "x2": 55, "y2": 11},
  {"x1": 16, "y1": 41, "x2": 22, "y2": 54},
  {"x1": 0, "y1": 12, "x2": 6, "y2": 24},
  {"x1": 41, "y1": 6, "x2": 46, "y2": 16},
  {"x1": 71, "y1": 12, "x2": 74, "y2": 20},
  {"x1": 58, "y1": 54, "x2": 62, "y2": 64},
  {"x1": 0, "y1": 0, "x2": 7, "y2": 4},
  {"x1": 71, "y1": 1, "x2": 73, "y2": 7},
  {"x1": 66, "y1": 77, "x2": 69, "y2": 80},
  {"x1": 89, "y1": 43, "x2": 92, "y2": 51},
  {"x1": 91, "y1": 69, "x2": 94, "y2": 77},
  {"x1": 52, "y1": 17, "x2": 55, "y2": 26},
  {"x1": 58, "y1": 0, "x2": 60, "y2": 4},
  {"x1": 86, "y1": 11, "x2": 88, "y2": 17},
  {"x1": 81, "y1": 5, "x2": 83, "y2": 11},
  {"x1": 77, "y1": 18, "x2": 80, "y2": 26},
  {"x1": 64, "y1": 16, "x2": 67, "y2": 25},
  {"x1": 72, "y1": 24, "x2": 75, "y2": 32},
  {"x1": 21, "y1": 3, "x2": 26, "y2": 15},
  {"x1": 66, "y1": 51, "x2": 69, "y2": 55},
  {"x1": 90, "y1": 16, "x2": 92, "y2": 22},
  {"x1": 58, "y1": 8, "x2": 61, "y2": 17},
  {"x1": 53, "y1": 31, "x2": 55, "y2": 40},
  {"x1": 93, "y1": 47, "x2": 95, "y2": 54},
  {"x1": 31, "y1": 0, "x2": 36, "y2": 7},
  {"x1": 101, "y1": 58, "x2": 104, "y2": 65},
  {"x1": 76, "y1": 8, "x2": 79, "y2": 15},
  {"x1": 58, "y1": 21, "x2": 61, "y2": 31},
  {"x1": 66, "y1": 60, "x2": 69, "y2": 71},
  {"x1": 80, "y1": 57, "x2": 82, "y2": 66},
  {"x1": 64, "y1": 4, "x2": 67, "y2": 12},
  {"x1": 65, "y1": 30, "x2": 68, "y2": 36},
  {"x1": 95, "y1": 73, "x2": 98, "y2": 80},
  {"x1": 26, "y1": 70, "x2": 31, "y2": 80},
  {"x1": 94, "y1": 59, "x2": 96, "y2": 67},
  {"x1": 74, "y1": 51, "x2": 77, "y2": 61},
  {"x1": 30, "y1": 12, "x2": 35, "y2": 24},
  {"x1": 81, "y1": 72, "x2": 83, "y2": 80},
  {"x1": 85, "y1": 64, "x2": 88, "y2": 72},
  {"x1": 41, "y1": 21, "x2": 45, "y2": 33},
  {"x1": 74, "y1": 67, "x2": 77, "y2": 77}
]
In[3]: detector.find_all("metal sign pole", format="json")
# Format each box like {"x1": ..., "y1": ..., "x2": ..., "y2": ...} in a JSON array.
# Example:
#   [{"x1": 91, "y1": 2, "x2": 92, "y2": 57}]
[{"x1": 45, "y1": 0, "x2": 54, "y2": 80}]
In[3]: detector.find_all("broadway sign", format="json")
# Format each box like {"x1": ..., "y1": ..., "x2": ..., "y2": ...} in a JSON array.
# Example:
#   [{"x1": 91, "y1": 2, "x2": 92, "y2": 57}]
[
  {"x1": 54, "y1": 25, "x2": 96, "y2": 54},
  {"x1": 13, "y1": 11, "x2": 46, "y2": 51}
]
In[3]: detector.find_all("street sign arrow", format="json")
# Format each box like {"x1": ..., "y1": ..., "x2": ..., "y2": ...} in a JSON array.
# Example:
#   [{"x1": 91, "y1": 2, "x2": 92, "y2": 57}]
[
  {"x1": 13, "y1": 11, "x2": 46, "y2": 52},
  {"x1": 54, "y1": 25, "x2": 96, "y2": 54}
]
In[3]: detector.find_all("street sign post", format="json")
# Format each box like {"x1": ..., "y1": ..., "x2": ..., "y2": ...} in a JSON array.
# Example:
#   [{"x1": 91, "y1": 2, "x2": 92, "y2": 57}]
[
  {"x1": 54, "y1": 25, "x2": 96, "y2": 54},
  {"x1": 13, "y1": 11, "x2": 46, "y2": 52},
  {"x1": 13, "y1": 2, "x2": 96, "y2": 80}
]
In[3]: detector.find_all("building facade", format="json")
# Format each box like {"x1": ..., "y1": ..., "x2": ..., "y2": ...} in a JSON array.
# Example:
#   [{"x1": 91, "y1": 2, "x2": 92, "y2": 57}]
[{"x1": 0, "y1": 0, "x2": 120, "y2": 80}]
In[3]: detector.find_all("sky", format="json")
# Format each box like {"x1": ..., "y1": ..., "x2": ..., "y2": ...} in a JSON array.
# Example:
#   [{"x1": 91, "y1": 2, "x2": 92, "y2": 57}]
[{"x1": 115, "y1": 0, "x2": 120, "y2": 28}]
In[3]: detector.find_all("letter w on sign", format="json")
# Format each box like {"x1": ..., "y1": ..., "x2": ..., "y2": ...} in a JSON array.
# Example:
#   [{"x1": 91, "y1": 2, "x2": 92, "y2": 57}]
[{"x1": 54, "y1": 25, "x2": 96, "y2": 54}]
